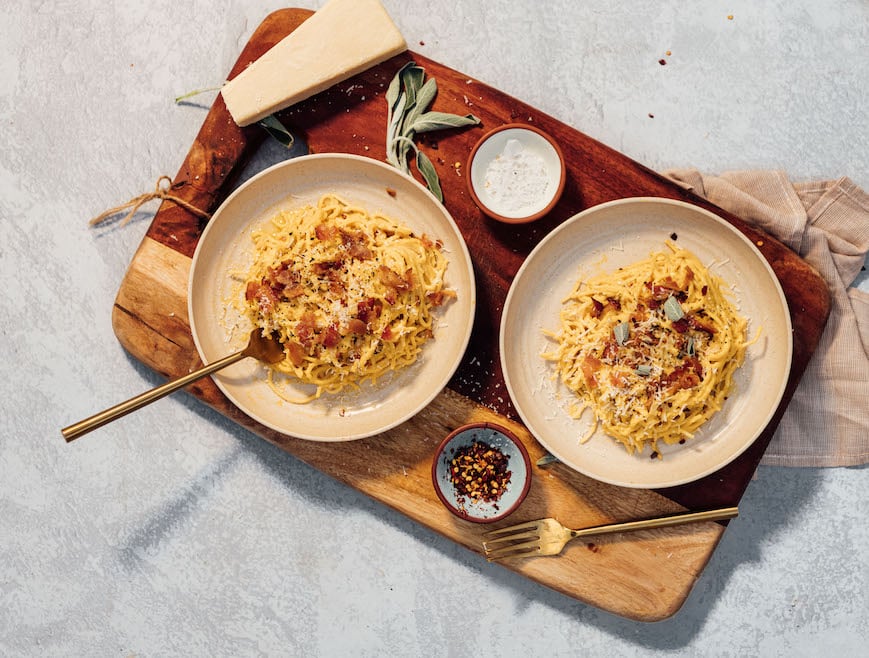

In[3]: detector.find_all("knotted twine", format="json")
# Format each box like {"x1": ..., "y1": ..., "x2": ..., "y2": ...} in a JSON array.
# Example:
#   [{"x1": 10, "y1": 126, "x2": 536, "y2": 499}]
[{"x1": 89, "y1": 176, "x2": 211, "y2": 227}]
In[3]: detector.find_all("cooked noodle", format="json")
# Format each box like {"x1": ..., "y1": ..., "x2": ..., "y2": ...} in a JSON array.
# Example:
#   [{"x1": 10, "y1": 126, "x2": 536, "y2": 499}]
[
  {"x1": 543, "y1": 242, "x2": 754, "y2": 456},
  {"x1": 241, "y1": 194, "x2": 454, "y2": 403}
]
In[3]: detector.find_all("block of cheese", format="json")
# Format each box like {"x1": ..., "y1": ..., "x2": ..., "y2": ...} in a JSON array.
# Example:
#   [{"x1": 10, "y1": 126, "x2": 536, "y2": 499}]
[{"x1": 221, "y1": 0, "x2": 407, "y2": 126}]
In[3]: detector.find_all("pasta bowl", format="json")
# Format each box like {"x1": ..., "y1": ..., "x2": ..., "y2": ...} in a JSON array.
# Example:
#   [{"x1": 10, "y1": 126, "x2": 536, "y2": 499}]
[
  {"x1": 188, "y1": 154, "x2": 476, "y2": 441},
  {"x1": 500, "y1": 197, "x2": 792, "y2": 488}
]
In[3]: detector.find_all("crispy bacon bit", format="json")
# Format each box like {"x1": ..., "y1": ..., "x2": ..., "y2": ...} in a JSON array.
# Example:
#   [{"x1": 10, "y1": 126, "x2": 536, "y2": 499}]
[
  {"x1": 340, "y1": 229, "x2": 373, "y2": 260},
  {"x1": 688, "y1": 313, "x2": 716, "y2": 335},
  {"x1": 356, "y1": 298, "x2": 383, "y2": 325},
  {"x1": 347, "y1": 318, "x2": 367, "y2": 335},
  {"x1": 282, "y1": 284, "x2": 305, "y2": 299},
  {"x1": 320, "y1": 323, "x2": 341, "y2": 348},
  {"x1": 701, "y1": 284, "x2": 709, "y2": 296},
  {"x1": 377, "y1": 265, "x2": 410, "y2": 291},
  {"x1": 247, "y1": 282, "x2": 279, "y2": 314},
  {"x1": 580, "y1": 355, "x2": 602, "y2": 388},
  {"x1": 380, "y1": 325, "x2": 394, "y2": 341},
  {"x1": 671, "y1": 318, "x2": 689, "y2": 333},
  {"x1": 295, "y1": 312, "x2": 318, "y2": 347},
  {"x1": 426, "y1": 289, "x2": 457, "y2": 307},
  {"x1": 315, "y1": 223, "x2": 339, "y2": 241},
  {"x1": 590, "y1": 298, "x2": 605, "y2": 318},
  {"x1": 663, "y1": 357, "x2": 703, "y2": 392},
  {"x1": 286, "y1": 340, "x2": 306, "y2": 367},
  {"x1": 313, "y1": 259, "x2": 342, "y2": 275}
]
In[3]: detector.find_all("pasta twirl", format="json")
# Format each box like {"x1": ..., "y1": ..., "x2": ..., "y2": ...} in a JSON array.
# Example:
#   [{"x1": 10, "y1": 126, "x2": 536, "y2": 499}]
[
  {"x1": 543, "y1": 242, "x2": 753, "y2": 456},
  {"x1": 241, "y1": 194, "x2": 454, "y2": 403}
]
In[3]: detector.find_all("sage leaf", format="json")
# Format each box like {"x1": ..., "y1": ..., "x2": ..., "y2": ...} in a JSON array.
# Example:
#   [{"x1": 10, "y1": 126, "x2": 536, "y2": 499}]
[
  {"x1": 416, "y1": 150, "x2": 443, "y2": 202},
  {"x1": 402, "y1": 78, "x2": 438, "y2": 135},
  {"x1": 410, "y1": 111, "x2": 481, "y2": 134},
  {"x1": 663, "y1": 295, "x2": 685, "y2": 321},
  {"x1": 384, "y1": 61, "x2": 481, "y2": 201},
  {"x1": 258, "y1": 115, "x2": 295, "y2": 148}
]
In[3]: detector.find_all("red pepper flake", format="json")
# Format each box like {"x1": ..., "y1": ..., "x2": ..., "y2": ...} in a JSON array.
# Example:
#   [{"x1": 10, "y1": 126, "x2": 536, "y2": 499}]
[
  {"x1": 658, "y1": 58, "x2": 667, "y2": 66},
  {"x1": 449, "y1": 440, "x2": 512, "y2": 505},
  {"x1": 386, "y1": 187, "x2": 397, "y2": 197}
]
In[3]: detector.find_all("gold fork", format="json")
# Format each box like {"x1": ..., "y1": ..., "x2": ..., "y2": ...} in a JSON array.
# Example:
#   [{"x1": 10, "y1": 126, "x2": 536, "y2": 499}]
[{"x1": 482, "y1": 506, "x2": 739, "y2": 561}]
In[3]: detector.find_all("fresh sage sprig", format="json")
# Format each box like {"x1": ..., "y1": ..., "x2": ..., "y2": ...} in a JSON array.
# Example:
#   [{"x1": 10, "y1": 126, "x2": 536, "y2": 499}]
[
  {"x1": 257, "y1": 115, "x2": 295, "y2": 148},
  {"x1": 386, "y1": 62, "x2": 481, "y2": 201},
  {"x1": 175, "y1": 85, "x2": 296, "y2": 148}
]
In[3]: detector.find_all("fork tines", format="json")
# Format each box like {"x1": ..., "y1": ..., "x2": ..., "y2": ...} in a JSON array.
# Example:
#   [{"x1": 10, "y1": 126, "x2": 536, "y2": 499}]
[{"x1": 482, "y1": 520, "x2": 543, "y2": 561}]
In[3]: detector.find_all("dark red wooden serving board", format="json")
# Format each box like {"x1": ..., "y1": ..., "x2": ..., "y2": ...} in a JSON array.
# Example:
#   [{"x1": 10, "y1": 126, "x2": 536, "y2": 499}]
[{"x1": 108, "y1": 8, "x2": 829, "y2": 621}]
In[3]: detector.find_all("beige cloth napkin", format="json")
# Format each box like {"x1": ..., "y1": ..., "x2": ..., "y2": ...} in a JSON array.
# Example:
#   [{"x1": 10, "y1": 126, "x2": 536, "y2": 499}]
[{"x1": 664, "y1": 170, "x2": 869, "y2": 467}]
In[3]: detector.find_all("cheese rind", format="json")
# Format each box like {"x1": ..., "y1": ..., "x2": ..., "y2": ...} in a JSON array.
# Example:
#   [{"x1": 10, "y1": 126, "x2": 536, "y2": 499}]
[{"x1": 221, "y1": 0, "x2": 407, "y2": 126}]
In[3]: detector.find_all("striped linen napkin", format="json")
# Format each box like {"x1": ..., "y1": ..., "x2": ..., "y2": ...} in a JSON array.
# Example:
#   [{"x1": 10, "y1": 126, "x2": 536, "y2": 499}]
[{"x1": 665, "y1": 170, "x2": 869, "y2": 467}]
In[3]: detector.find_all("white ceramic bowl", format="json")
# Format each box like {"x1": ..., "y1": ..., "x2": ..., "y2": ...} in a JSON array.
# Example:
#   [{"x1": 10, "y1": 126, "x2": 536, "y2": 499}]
[
  {"x1": 500, "y1": 197, "x2": 792, "y2": 488},
  {"x1": 188, "y1": 154, "x2": 476, "y2": 441},
  {"x1": 467, "y1": 123, "x2": 566, "y2": 223}
]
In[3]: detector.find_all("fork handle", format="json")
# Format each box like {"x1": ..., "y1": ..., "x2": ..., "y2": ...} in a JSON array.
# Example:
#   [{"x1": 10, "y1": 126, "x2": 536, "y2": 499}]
[{"x1": 571, "y1": 506, "x2": 739, "y2": 539}]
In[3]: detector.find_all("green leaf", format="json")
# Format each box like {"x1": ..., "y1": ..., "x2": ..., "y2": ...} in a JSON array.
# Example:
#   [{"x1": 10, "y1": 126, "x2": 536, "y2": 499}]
[
  {"x1": 384, "y1": 61, "x2": 481, "y2": 202},
  {"x1": 416, "y1": 150, "x2": 443, "y2": 202},
  {"x1": 613, "y1": 321, "x2": 630, "y2": 345},
  {"x1": 663, "y1": 295, "x2": 685, "y2": 321},
  {"x1": 258, "y1": 115, "x2": 295, "y2": 148},
  {"x1": 399, "y1": 64, "x2": 426, "y2": 106},
  {"x1": 401, "y1": 77, "x2": 438, "y2": 136},
  {"x1": 386, "y1": 93, "x2": 407, "y2": 167},
  {"x1": 409, "y1": 111, "x2": 481, "y2": 134}
]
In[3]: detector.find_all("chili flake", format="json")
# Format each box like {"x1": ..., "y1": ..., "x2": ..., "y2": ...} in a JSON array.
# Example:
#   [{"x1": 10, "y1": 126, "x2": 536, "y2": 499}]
[{"x1": 449, "y1": 440, "x2": 512, "y2": 505}]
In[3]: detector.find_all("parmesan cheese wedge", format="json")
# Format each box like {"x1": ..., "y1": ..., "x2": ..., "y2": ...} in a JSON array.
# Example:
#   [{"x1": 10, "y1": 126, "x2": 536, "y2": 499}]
[{"x1": 221, "y1": 0, "x2": 407, "y2": 126}]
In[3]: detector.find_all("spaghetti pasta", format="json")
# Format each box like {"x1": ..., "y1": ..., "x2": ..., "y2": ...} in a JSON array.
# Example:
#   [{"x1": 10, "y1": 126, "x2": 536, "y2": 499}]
[
  {"x1": 543, "y1": 241, "x2": 752, "y2": 456},
  {"x1": 240, "y1": 194, "x2": 455, "y2": 402}
]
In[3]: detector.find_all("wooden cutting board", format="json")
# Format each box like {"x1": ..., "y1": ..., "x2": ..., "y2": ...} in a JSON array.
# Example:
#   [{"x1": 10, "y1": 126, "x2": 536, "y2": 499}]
[{"x1": 110, "y1": 8, "x2": 829, "y2": 621}]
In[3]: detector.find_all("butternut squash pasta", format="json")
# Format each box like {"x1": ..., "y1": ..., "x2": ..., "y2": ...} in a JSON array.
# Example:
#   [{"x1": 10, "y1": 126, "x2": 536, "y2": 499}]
[
  {"x1": 543, "y1": 242, "x2": 753, "y2": 456},
  {"x1": 240, "y1": 194, "x2": 455, "y2": 403}
]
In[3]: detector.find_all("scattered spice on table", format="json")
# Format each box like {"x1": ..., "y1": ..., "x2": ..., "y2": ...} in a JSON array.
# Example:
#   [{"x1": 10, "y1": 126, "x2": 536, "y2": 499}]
[{"x1": 449, "y1": 440, "x2": 512, "y2": 505}]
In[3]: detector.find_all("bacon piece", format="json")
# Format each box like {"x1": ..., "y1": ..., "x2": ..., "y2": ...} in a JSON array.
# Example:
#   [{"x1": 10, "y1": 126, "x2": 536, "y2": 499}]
[
  {"x1": 340, "y1": 229, "x2": 373, "y2": 260},
  {"x1": 426, "y1": 289, "x2": 457, "y2": 307},
  {"x1": 320, "y1": 323, "x2": 341, "y2": 348},
  {"x1": 662, "y1": 357, "x2": 703, "y2": 392},
  {"x1": 315, "y1": 223, "x2": 339, "y2": 241},
  {"x1": 580, "y1": 355, "x2": 602, "y2": 389},
  {"x1": 377, "y1": 265, "x2": 410, "y2": 291},
  {"x1": 347, "y1": 318, "x2": 367, "y2": 335},
  {"x1": 294, "y1": 312, "x2": 318, "y2": 348},
  {"x1": 247, "y1": 282, "x2": 279, "y2": 314},
  {"x1": 688, "y1": 313, "x2": 716, "y2": 335},
  {"x1": 282, "y1": 284, "x2": 306, "y2": 299},
  {"x1": 380, "y1": 325, "x2": 394, "y2": 341},
  {"x1": 590, "y1": 298, "x2": 605, "y2": 318},
  {"x1": 286, "y1": 340, "x2": 306, "y2": 367},
  {"x1": 313, "y1": 260, "x2": 343, "y2": 275},
  {"x1": 355, "y1": 298, "x2": 383, "y2": 329}
]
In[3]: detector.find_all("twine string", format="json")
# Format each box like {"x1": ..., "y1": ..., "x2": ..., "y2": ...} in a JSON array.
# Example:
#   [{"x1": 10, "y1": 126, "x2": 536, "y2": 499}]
[{"x1": 89, "y1": 176, "x2": 211, "y2": 227}]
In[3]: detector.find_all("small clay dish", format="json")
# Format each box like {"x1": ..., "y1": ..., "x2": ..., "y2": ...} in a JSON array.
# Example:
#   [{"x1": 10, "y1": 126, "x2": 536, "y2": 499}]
[
  {"x1": 466, "y1": 123, "x2": 566, "y2": 223},
  {"x1": 431, "y1": 422, "x2": 532, "y2": 523}
]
